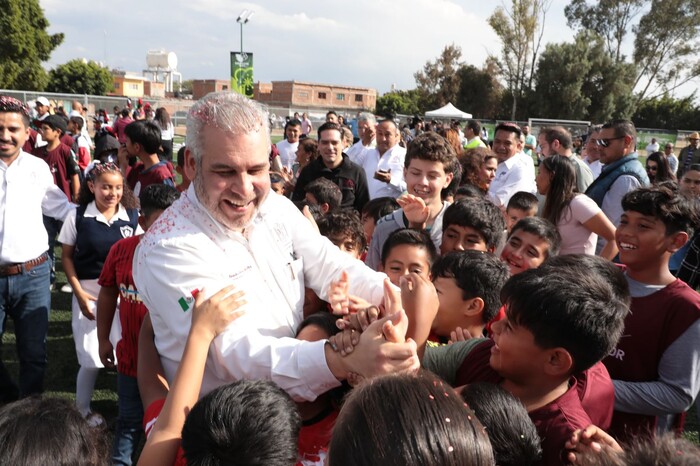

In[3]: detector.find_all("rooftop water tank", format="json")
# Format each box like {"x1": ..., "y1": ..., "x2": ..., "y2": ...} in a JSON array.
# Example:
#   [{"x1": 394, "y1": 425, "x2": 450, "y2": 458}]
[{"x1": 146, "y1": 50, "x2": 177, "y2": 70}]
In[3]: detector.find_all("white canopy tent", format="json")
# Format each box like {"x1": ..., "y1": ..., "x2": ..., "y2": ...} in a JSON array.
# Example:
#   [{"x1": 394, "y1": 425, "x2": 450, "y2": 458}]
[{"x1": 424, "y1": 102, "x2": 472, "y2": 120}]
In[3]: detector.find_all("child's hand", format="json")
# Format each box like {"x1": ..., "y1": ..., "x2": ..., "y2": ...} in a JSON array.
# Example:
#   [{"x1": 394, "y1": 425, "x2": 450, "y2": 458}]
[
  {"x1": 448, "y1": 327, "x2": 479, "y2": 344},
  {"x1": 98, "y1": 338, "x2": 116, "y2": 369},
  {"x1": 77, "y1": 291, "x2": 98, "y2": 320},
  {"x1": 328, "y1": 271, "x2": 351, "y2": 315},
  {"x1": 400, "y1": 273, "x2": 438, "y2": 328},
  {"x1": 565, "y1": 424, "x2": 623, "y2": 464},
  {"x1": 190, "y1": 285, "x2": 246, "y2": 342},
  {"x1": 397, "y1": 194, "x2": 430, "y2": 228}
]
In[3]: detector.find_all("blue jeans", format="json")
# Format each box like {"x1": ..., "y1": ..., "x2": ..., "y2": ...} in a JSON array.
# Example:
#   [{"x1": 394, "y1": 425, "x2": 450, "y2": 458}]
[
  {"x1": 0, "y1": 258, "x2": 50, "y2": 400},
  {"x1": 42, "y1": 215, "x2": 63, "y2": 285},
  {"x1": 111, "y1": 373, "x2": 145, "y2": 465}
]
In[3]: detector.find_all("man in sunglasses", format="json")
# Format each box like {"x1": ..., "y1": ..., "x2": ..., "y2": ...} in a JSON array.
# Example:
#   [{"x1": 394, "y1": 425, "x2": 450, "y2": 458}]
[{"x1": 585, "y1": 120, "x2": 649, "y2": 231}]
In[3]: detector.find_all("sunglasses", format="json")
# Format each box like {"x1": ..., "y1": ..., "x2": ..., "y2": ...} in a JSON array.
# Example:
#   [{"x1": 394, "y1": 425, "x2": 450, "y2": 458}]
[{"x1": 595, "y1": 137, "x2": 625, "y2": 148}]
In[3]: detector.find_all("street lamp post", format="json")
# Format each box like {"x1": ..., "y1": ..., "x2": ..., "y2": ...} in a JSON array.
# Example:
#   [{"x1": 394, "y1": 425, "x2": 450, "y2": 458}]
[{"x1": 236, "y1": 9, "x2": 254, "y2": 95}]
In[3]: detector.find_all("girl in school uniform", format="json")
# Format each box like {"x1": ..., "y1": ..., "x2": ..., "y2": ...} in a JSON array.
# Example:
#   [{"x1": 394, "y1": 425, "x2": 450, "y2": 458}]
[{"x1": 58, "y1": 162, "x2": 140, "y2": 420}]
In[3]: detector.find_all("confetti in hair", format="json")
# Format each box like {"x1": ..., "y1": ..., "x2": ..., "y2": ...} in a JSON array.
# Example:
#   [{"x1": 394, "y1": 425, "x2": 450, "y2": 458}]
[
  {"x1": 87, "y1": 161, "x2": 121, "y2": 181},
  {"x1": 0, "y1": 96, "x2": 30, "y2": 117}
]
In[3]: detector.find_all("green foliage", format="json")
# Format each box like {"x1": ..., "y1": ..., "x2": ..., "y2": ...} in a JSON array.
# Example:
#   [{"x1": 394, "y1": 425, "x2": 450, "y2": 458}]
[
  {"x1": 47, "y1": 59, "x2": 113, "y2": 95},
  {"x1": 633, "y1": 95, "x2": 700, "y2": 130},
  {"x1": 0, "y1": 0, "x2": 63, "y2": 90},
  {"x1": 413, "y1": 44, "x2": 464, "y2": 110},
  {"x1": 455, "y1": 63, "x2": 504, "y2": 119},
  {"x1": 534, "y1": 31, "x2": 636, "y2": 122},
  {"x1": 375, "y1": 89, "x2": 424, "y2": 117}
]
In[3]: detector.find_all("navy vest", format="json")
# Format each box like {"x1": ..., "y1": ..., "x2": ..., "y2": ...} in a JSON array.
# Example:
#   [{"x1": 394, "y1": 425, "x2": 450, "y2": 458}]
[
  {"x1": 585, "y1": 153, "x2": 649, "y2": 207},
  {"x1": 73, "y1": 204, "x2": 139, "y2": 280}
]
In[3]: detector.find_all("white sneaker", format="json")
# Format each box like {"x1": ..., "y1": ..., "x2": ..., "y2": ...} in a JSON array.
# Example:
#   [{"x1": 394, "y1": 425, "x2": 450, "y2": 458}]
[
  {"x1": 85, "y1": 412, "x2": 105, "y2": 428},
  {"x1": 60, "y1": 284, "x2": 72, "y2": 293}
]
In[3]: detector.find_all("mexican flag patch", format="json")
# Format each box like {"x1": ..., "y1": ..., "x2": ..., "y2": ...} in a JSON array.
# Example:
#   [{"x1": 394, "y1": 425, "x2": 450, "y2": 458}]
[{"x1": 178, "y1": 289, "x2": 200, "y2": 312}]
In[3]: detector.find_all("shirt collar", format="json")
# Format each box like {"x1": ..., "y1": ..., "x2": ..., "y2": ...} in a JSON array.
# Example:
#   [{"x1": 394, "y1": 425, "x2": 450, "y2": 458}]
[{"x1": 84, "y1": 200, "x2": 132, "y2": 223}]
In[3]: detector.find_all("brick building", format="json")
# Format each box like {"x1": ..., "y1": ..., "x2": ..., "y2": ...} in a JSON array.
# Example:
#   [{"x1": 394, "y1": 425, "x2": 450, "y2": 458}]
[
  {"x1": 192, "y1": 80, "x2": 231, "y2": 100},
  {"x1": 254, "y1": 81, "x2": 376, "y2": 112}
]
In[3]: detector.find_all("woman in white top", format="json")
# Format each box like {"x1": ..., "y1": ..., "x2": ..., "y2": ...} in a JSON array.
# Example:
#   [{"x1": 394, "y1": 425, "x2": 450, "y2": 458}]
[
  {"x1": 154, "y1": 107, "x2": 175, "y2": 162},
  {"x1": 537, "y1": 155, "x2": 618, "y2": 259}
]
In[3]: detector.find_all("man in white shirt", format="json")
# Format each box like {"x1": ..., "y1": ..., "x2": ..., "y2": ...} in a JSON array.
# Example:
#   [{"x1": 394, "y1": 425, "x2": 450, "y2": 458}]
[
  {"x1": 275, "y1": 119, "x2": 301, "y2": 171},
  {"x1": 487, "y1": 123, "x2": 537, "y2": 209},
  {"x1": 645, "y1": 137, "x2": 660, "y2": 154},
  {"x1": 133, "y1": 92, "x2": 418, "y2": 401},
  {"x1": 0, "y1": 96, "x2": 74, "y2": 401},
  {"x1": 355, "y1": 119, "x2": 406, "y2": 199},
  {"x1": 345, "y1": 112, "x2": 376, "y2": 164}
]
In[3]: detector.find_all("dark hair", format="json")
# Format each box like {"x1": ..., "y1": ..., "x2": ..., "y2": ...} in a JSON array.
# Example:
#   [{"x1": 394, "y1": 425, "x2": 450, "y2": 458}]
[
  {"x1": 317, "y1": 209, "x2": 367, "y2": 252},
  {"x1": 0, "y1": 96, "x2": 30, "y2": 126},
  {"x1": 294, "y1": 199, "x2": 324, "y2": 223},
  {"x1": 295, "y1": 311, "x2": 341, "y2": 339},
  {"x1": 467, "y1": 119, "x2": 482, "y2": 135},
  {"x1": 507, "y1": 191, "x2": 538, "y2": 213},
  {"x1": 540, "y1": 126, "x2": 572, "y2": 150},
  {"x1": 622, "y1": 182, "x2": 699, "y2": 237},
  {"x1": 461, "y1": 383, "x2": 541, "y2": 466},
  {"x1": 622, "y1": 433, "x2": 700, "y2": 466},
  {"x1": 124, "y1": 120, "x2": 162, "y2": 154},
  {"x1": 304, "y1": 178, "x2": 342, "y2": 212},
  {"x1": 177, "y1": 145, "x2": 186, "y2": 168},
  {"x1": 0, "y1": 396, "x2": 110, "y2": 465},
  {"x1": 78, "y1": 163, "x2": 138, "y2": 209},
  {"x1": 455, "y1": 184, "x2": 486, "y2": 200},
  {"x1": 459, "y1": 147, "x2": 497, "y2": 192},
  {"x1": 404, "y1": 131, "x2": 458, "y2": 173},
  {"x1": 442, "y1": 159, "x2": 462, "y2": 200},
  {"x1": 181, "y1": 380, "x2": 301, "y2": 466},
  {"x1": 602, "y1": 119, "x2": 637, "y2": 144},
  {"x1": 139, "y1": 184, "x2": 180, "y2": 217},
  {"x1": 646, "y1": 151, "x2": 675, "y2": 184},
  {"x1": 154, "y1": 107, "x2": 171, "y2": 127},
  {"x1": 120, "y1": 108, "x2": 130, "y2": 118},
  {"x1": 540, "y1": 155, "x2": 578, "y2": 226},
  {"x1": 361, "y1": 197, "x2": 400, "y2": 222},
  {"x1": 432, "y1": 250, "x2": 510, "y2": 322},
  {"x1": 509, "y1": 217, "x2": 562, "y2": 258},
  {"x1": 328, "y1": 371, "x2": 494, "y2": 466},
  {"x1": 285, "y1": 118, "x2": 302, "y2": 130},
  {"x1": 502, "y1": 256, "x2": 629, "y2": 373},
  {"x1": 69, "y1": 116, "x2": 84, "y2": 131},
  {"x1": 298, "y1": 138, "x2": 319, "y2": 162},
  {"x1": 326, "y1": 111, "x2": 338, "y2": 119},
  {"x1": 442, "y1": 198, "x2": 506, "y2": 251},
  {"x1": 380, "y1": 228, "x2": 438, "y2": 267},
  {"x1": 495, "y1": 122, "x2": 522, "y2": 139},
  {"x1": 317, "y1": 122, "x2": 342, "y2": 141}
]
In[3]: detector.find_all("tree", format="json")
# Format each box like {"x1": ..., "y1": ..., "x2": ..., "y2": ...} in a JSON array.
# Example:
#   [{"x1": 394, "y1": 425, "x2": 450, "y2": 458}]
[
  {"x1": 0, "y1": 0, "x2": 63, "y2": 90},
  {"x1": 488, "y1": 0, "x2": 552, "y2": 120},
  {"x1": 413, "y1": 44, "x2": 464, "y2": 110},
  {"x1": 565, "y1": 0, "x2": 644, "y2": 63},
  {"x1": 454, "y1": 63, "x2": 503, "y2": 119},
  {"x1": 633, "y1": 95, "x2": 700, "y2": 130},
  {"x1": 47, "y1": 59, "x2": 113, "y2": 95},
  {"x1": 375, "y1": 90, "x2": 423, "y2": 117},
  {"x1": 534, "y1": 31, "x2": 636, "y2": 122}
]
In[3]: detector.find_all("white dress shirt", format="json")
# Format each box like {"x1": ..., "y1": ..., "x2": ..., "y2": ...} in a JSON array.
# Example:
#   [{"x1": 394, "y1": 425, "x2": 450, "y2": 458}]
[
  {"x1": 133, "y1": 185, "x2": 389, "y2": 401},
  {"x1": 356, "y1": 144, "x2": 407, "y2": 199},
  {"x1": 0, "y1": 151, "x2": 74, "y2": 264},
  {"x1": 345, "y1": 139, "x2": 376, "y2": 165},
  {"x1": 488, "y1": 152, "x2": 537, "y2": 208}
]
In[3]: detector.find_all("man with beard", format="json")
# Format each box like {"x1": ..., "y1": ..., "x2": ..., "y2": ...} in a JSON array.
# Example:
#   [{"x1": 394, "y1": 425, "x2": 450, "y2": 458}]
[{"x1": 133, "y1": 92, "x2": 418, "y2": 402}]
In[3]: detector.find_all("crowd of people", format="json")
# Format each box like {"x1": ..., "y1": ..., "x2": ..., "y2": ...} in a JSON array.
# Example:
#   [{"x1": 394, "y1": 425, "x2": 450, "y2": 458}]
[{"x1": 1, "y1": 91, "x2": 700, "y2": 465}]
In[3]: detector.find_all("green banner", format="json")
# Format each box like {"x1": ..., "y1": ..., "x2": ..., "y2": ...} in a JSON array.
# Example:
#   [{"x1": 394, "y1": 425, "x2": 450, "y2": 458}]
[{"x1": 231, "y1": 52, "x2": 254, "y2": 98}]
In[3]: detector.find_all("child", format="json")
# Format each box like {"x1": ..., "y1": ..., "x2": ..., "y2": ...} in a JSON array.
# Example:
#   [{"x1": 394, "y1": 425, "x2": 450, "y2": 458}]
[
  {"x1": 422, "y1": 259, "x2": 629, "y2": 465},
  {"x1": 380, "y1": 228, "x2": 437, "y2": 286},
  {"x1": 604, "y1": 183, "x2": 700, "y2": 441},
  {"x1": 317, "y1": 210, "x2": 367, "y2": 259},
  {"x1": 175, "y1": 145, "x2": 191, "y2": 193},
  {"x1": 95, "y1": 184, "x2": 180, "y2": 465},
  {"x1": 304, "y1": 177, "x2": 343, "y2": 214},
  {"x1": 440, "y1": 197, "x2": 506, "y2": 255},
  {"x1": 67, "y1": 115, "x2": 92, "y2": 173},
  {"x1": 58, "y1": 162, "x2": 140, "y2": 421},
  {"x1": 120, "y1": 120, "x2": 175, "y2": 196},
  {"x1": 500, "y1": 217, "x2": 561, "y2": 276},
  {"x1": 365, "y1": 131, "x2": 457, "y2": 271},
  {"x1": 505, "y1": 191, "x2": 538, "y2": 232},
  {"x1": 431, "y1": 250, "x2": 510, "y2": 341},
  {"x1": 270, "y1": 172, "x2": 287, "y2": 196},
  {"x1": 360, "y1": 197, "x2": 400, "y2": 252}
]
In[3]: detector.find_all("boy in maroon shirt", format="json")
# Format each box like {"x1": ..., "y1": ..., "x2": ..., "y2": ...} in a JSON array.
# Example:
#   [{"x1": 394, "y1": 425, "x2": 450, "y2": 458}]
[
  {"x1": 96, "y1": 184, "x2": 180, "y2": 465},
  {"x1": 32, "y1": 114, "x2": 80, "y2": 201},
  {"x1": 604, "y1": 183, "x2": 700, "y2": 441},
  {"x1": 418, "y1": 256, "x2": 629, "y2": 465},
  {"x1": 119, "y1": 120, "x2": 175, "y2": 197}
]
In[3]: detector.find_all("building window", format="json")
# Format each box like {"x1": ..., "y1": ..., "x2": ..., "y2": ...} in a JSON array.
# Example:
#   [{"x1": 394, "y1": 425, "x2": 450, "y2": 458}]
[
  {"x1": 130, "y1": 83, "x2": 139, "y2": 90},
  {"x1": 298, "y1": 91, "x2": 309, "y2": 98},
  {"x1": 223, "y1": 85, "x2": 228, "y2": 90},
  {"x1": 336, "y1": 93, "x2": 345, "y2": 101},
  {"x1": 355, "y1": 94, "x2": 363, "y2": 102},
  {"x1": 114, "y1": 83, "x2": 120, "y2": 89},
  {"x1": 318, "y1": 92, "x2": 327, "y2": 99}
]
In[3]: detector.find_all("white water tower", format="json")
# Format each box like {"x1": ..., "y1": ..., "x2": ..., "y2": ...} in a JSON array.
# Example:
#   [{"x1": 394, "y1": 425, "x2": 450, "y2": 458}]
[{"x1": 143, "y1": 50, "x2": 182, "y2": 93}]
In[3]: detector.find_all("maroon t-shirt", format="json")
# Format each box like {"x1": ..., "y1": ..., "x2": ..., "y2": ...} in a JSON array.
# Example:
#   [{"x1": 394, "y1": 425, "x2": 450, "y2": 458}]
[
  {"x1": 31, "y1": 142, "x2": 78, "y2": 200},
  {"x1": 604, "y1": 279, "x2": 700, "y2": 441},
  {"x1": 126, "y1": 161, "x2": 175, "y2": 196},
  {"x1": 98, "y1": 235, "x2": 147, "y2": 377},
  {"x1": 22, "y1": 128, "x2": 38, "y2": 154}
]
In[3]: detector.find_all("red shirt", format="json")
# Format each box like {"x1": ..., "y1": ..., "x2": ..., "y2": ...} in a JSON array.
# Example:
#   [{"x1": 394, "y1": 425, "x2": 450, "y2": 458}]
[
  {"x1": 114, "y1": 116, "x2": 134, "y2": 144},
  {"x1": 31, "y1": 142, "x2": 78, "y2": 200},
  {"x1": 126, "y1": 161, "x2": 175, "y2": 196},
  {"x1": 297, "y1": 409, "x2": 338, "y2": 465},
  {"x1": 98, "y1": 235, "x2": 148, "y2": 377},
  {"x1": 143, "y1": 398, "x2": 187, "y2": 466}
]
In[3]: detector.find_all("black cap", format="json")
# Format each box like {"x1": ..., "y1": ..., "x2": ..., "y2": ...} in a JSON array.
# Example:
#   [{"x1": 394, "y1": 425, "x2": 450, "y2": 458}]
[
  {"x1": 41, "y1": 114, "x2": 68, "y2": 134},
  {"x1": 95, "y1": 134, "x2": 119, "y2": 157}
]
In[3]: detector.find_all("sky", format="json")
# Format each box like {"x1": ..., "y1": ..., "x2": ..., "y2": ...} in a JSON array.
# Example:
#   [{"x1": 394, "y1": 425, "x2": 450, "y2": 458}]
[{"x1": 41, "y1": 0, "x2": 632, "y2": 95}]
